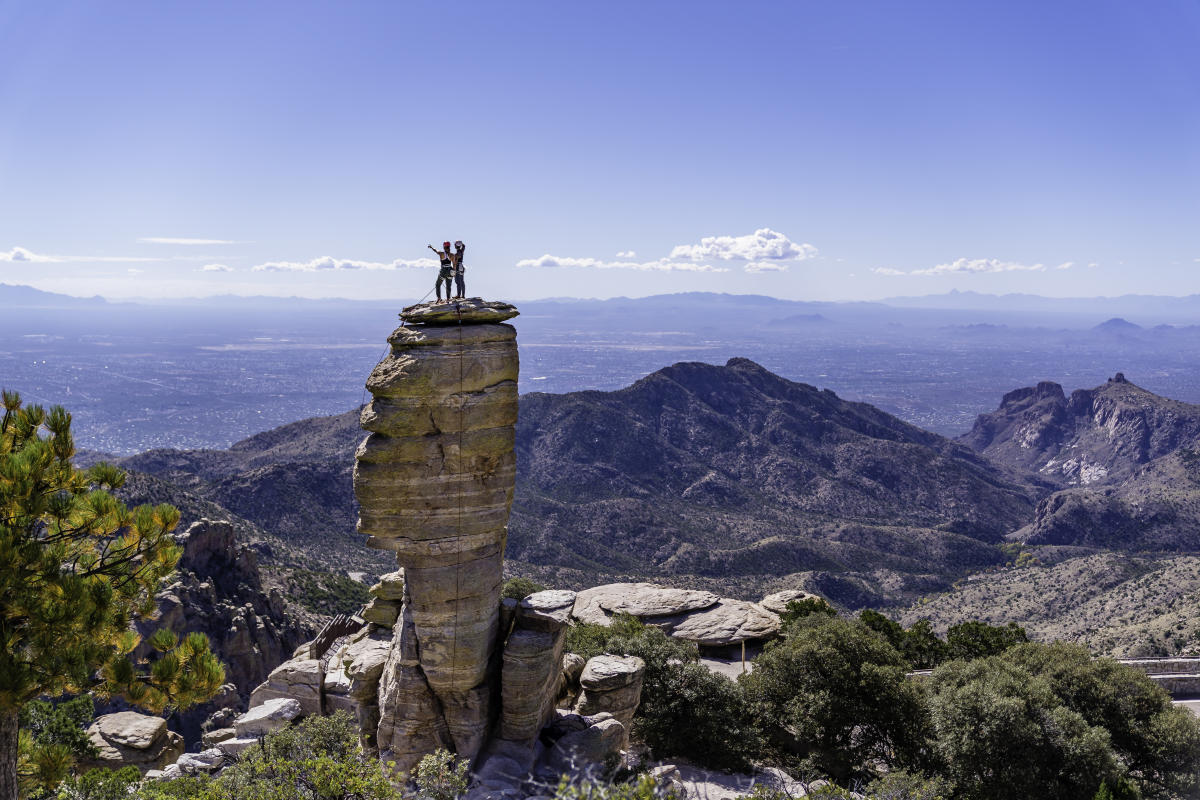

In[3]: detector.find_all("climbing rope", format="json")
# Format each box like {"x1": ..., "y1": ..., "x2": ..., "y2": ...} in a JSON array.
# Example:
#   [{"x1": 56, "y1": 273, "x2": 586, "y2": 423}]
[
  {"x1": 451, "y1": 301, "x2": 465, "y2": 686},
  {"x1": 358, "y1": 289, "x2": 437, "y2": 412}
]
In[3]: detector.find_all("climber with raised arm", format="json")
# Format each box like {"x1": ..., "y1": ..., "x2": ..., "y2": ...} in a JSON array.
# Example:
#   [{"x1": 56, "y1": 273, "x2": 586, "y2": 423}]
[
  {"x1": 428, "y1": 241, "x2": 454, "y2": 303},
  {"x1": 453, "y1": 240, "x2": 466, "y2": 299}
]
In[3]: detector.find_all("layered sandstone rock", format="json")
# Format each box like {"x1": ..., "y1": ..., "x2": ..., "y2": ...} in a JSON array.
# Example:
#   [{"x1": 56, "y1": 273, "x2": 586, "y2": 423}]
[
  {"x1": 573, "y1": 656, "x2": 645, "y2": 749},
  {"x1": 498, "y1": 591, "x2": 576, "y2": 744},
  {"x1": 356, "y1": 308, "x2": 518, "y2": 770}
]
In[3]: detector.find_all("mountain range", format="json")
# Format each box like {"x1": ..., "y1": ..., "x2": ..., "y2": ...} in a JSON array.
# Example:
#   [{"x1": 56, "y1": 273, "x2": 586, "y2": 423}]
[{"x1": 107, "y1": 357, "x2": 1200, "y2": 628}]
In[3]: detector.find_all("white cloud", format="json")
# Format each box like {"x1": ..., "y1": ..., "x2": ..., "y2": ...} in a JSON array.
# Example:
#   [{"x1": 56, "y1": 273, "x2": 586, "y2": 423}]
[
  {"x1": 877, "y1": 258, "x2": 1053, "y2": 277},
  {"x1": 670, "y1": 228, "x2": 818, "y2": 262},
  {"x1": 1, "y1": 246, "x2": 56, "y2": 263},
  {"x1": 201, "y1": 264, "x2": 234, "y2": 272},
  {"x1": 126, "y1": 268, "x2": 143, "y2": 275},
  {"x1": 915, "y1": 258, "x2": 1046, "y2": 276},
  {"x1": 1055, "y1": 261, "x2": 1075, "y2": 270},
  {"x1": 744, "y1": 262, "x2": 789, "y2": 273},
  {"x1": 139, "y1": 237, "x2": 237, "y2": 245},
  {"x1": 251, "y1": 256, "x2": 437, "y2": 272},
  {"x1": 616, "y1": 250, "x2": 636, "y2": 258},
  {"x1": 1088, "y1": 262, "x2": 1100, "y2": 269},
  {"x1": 1, "y1": 245, "x2": 158, "y2": 263},
  {"x1": 515, "y1": 254, "x2": 728, "y2": 273}
]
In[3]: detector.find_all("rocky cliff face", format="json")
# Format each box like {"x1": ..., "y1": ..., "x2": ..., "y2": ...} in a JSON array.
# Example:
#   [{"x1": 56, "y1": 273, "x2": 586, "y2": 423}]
[
  {"x1": 963, "y1": 374, "x2": 1200, "y2": 549},
  {"x1": 354, "y1": 300, "x2": 519, "y2": 769},
  {"x1": 133, "y1": 518, "x2": 311, "y2": 743},
  {"x1": 962, "y1": 373, "x2": 1200, "y2": 486}
]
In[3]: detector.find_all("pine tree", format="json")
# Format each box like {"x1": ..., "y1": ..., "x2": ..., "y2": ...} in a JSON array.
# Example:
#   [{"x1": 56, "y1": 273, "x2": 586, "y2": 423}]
[{"x1": 0, "y1": 391, "x2": 225, "y2": 800}]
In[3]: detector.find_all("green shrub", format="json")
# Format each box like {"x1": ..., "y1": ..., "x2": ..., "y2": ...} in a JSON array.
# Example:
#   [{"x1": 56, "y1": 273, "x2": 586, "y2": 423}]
[
  {"x1": 56, "y1": 766, "x2": 142, "y2": 800},
  {"x1": 944, "y1": 620, "x2": 1027, "y2": 661},
  {"x1": 551, "y1": 772, "x2": 678, "y2": 800},
  {"x1": 19, "y1": 696, "x2": 99, "y2": 798},
  {"x1": 287, "y1": 569, "x2": 371, "y2": 616},
  {"x1": 500, "y1": 576, "x2": 547, "y2": 601},
  {"x1": 927, "y1": 656, "x2": 1120, "y2": 800},
  {"x1": 863, "y1": 770, "x2": 952, "y2": 800},
  {"x1": 741, "y1": 616, "x2": 928, "y2": 783},
  {"x1": 779, "y1": 598, "x2": 836, "y2": 626},
  {"x1": 635, "y1": 660, "x2": 763, "y2": 771},
  {"x1": 412, "y1": 749, "x2": 470, "y2": 800},
  {"x1": 132, "y1": 712, "x2": 402, "y2": 800},
  {"x1": 1002, "y1": 642, "x2": 1200, "y2": 798}
]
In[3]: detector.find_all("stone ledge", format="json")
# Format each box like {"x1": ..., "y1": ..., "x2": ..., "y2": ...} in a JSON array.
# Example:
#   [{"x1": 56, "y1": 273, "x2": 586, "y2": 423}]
[{"x1": 400, "y1": 298, "x2": 519, "y2": 326}]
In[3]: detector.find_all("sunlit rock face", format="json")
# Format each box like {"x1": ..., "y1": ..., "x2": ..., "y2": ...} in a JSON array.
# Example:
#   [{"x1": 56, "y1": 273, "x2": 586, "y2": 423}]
[{"x1": 354, "y1": 301, "x2": 519, "y2": 771}]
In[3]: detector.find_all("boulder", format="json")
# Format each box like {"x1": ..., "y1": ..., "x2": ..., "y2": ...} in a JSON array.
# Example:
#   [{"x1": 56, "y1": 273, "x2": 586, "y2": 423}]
[
  {"x1": 546, "y1": 717, "x2": 625, "y2": 773},
  {"x1": 217, "y1": 737, "x2": 260, "y2": 757},
  {"x1": 82, "y1": 712, "x2": 184, "y2": 774},
  {"x1": 200, "y1": 727, "x2": 237, "y2": 748},
  {"x1": 572, "y1": 583, "x2": 719, "y2": 626},
  {"x1": 249, "y1": 657, "x2": 324, "y2": 716},
  {"x1": 760, "y1": 589, "x2": 823, "y2": 615},
  {"x1": 235, "y1": 698, "x2": 302, "y2": 738},
  {"x1": 575, "y1": 656, "x2": 645, "y2": 748},
  {"x1": 562, "y1": 653, "x2": 586, "y2": 684},
  {"x1": 175, "y1": 748, "x2": 224, "y2": 775},
  {"x1": 578, "y1": 655, "x2": 645, "y2": 691},
  {"x1": 655, "y1": 599, "x2": 780, "y2": 647},
  {"x1": 517, "y1": 590, "x2": 577, "y2": 632},
  {"x1": 343, "y1": 633, "x2": 393, "y2": 687},
  {"x1": 369, "y1": 570, "x2": 406, "y2": 601},
  {"x1": 362, "y1": 597, "x2": 401, "y2": 627}
]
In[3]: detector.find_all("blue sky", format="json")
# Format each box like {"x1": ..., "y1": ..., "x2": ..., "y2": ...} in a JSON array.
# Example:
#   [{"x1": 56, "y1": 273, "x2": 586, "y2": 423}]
[{"x1": 1, "y1": 0, "x2": 1197, "y2": 301}]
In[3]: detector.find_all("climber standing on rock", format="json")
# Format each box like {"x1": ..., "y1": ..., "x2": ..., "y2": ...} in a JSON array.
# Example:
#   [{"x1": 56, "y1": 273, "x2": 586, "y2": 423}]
[
  {"x1": 453, "y1": 240, "x2": 466, "y2": 299},
  {"x1": 428, "y1": 241, "x2": 454, "y2": 303}
]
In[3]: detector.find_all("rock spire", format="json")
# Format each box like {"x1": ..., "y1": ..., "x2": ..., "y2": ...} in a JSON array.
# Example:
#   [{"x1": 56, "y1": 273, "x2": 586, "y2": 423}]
[{"x1": 354, "y1": 298, "x2": 520, "y2": 770}]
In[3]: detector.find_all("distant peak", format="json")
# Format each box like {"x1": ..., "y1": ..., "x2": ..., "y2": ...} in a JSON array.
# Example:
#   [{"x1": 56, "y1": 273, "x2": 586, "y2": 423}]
[
  {"x1": 1094, "y1": 317, "x2": 1142, "y2": 332},
  {"x1": 725, "y1": 357, "x2": 762, "y2": 370},
  {"x1": 1109, "y1": 372, "x2": 1128, "y2": 384}
]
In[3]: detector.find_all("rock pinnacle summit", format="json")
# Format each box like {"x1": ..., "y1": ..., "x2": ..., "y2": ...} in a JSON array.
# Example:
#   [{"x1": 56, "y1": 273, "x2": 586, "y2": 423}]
[{"x1": 354, "y1": 297, "x2": 520, "y2": 769}]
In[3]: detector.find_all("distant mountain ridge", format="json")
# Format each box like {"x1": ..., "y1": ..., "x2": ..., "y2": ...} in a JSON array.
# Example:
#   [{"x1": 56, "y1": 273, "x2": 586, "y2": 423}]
[
  {"x1": 119, "y1": 358, "x2": 1040, "y2": 607},
  {"x1": 0, "y1": 283, "x2": 109, "y2": 307},
  {"x1": 114, "y1": 359, "x2": 1200, "y2": 608},
  {"x1": 961, "y1": 373, "x2": 1200, "y2": 550}
]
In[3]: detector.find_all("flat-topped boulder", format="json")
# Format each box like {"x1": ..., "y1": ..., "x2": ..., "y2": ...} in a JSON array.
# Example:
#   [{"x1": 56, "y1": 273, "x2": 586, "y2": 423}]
[
  {"x1": 572, "y1": 583, "x2": 720, "y2": 626},
  {"x1": 760, "y1": 589, "x2": 824, "y2": 615},
  {"x1": 579, "y1": 655, "x2": 645, "y2": 691},
  {"x1": 82, "y1": 712, "x2": 184, "y2": 774},
  {"x1": 235, "y1": 697, "x2": 302, "y2": 738},
  {"x1": 399, "y1": 298, "x2": 519, "y2": 326},
  {"x1": 655, "y1": 599, "x2": 780, "y2": 647},
  {"x1": 517, "y1": 590, "x2": 577, "y2": 632}
]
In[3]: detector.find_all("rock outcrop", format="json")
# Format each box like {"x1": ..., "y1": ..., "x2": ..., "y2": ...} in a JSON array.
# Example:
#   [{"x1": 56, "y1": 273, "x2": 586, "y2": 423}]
[
  {"x1": 82, "y1": 712, "x2": 185, "y2": 774},
  {"x1": 570, "y1": 582, "x2": 786, "y2": 650},
  {"x1": 119, "y1": 519, "x2": 310, "y2": 746},
  {"x1": 574, "y1": 656, "x2": 645, "y2": 749},
  {"x1": 195, "y1": 301, "x2": 647, "y2": 791},
  {"x1": 356, "y1": 301, "x2": 519, "y2": 771}
]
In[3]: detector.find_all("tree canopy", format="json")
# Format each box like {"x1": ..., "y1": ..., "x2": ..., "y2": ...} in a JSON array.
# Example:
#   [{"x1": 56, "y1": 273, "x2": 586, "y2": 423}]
[{"x1": 0, "y1": 391, "x2": 224, "y2": 800}]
